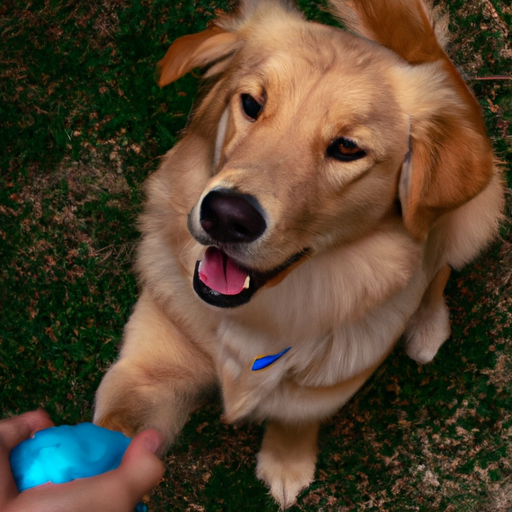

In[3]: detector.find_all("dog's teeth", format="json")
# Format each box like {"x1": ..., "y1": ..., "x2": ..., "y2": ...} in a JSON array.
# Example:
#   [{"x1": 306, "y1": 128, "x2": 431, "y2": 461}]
[{"x1": 243, "y1": 276, "x2": 250, "y2": 289}]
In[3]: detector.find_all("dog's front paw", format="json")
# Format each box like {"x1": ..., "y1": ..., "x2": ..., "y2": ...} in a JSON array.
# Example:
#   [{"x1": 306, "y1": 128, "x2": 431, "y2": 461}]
[
  {"x1": 256, "y1": 421, "x2": 319, "y2": 509},
  {"x1": 405, "y1": 299, "x2": 451, "y2": 364},
  {"x1": 93, "y1": 358, "x2": 191, "y2": 451},
  {"x1": 94, "y1": 407, "x2": 140, "y2": 439},
  {"x1": 256, "y1": 448, "x2": 315, "y2": 509}
]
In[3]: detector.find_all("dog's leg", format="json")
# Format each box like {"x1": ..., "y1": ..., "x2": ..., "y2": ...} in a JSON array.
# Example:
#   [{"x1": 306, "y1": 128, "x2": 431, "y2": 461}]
[
  {"x1": 93, "y1": 291, "x2": 217, "y2": 449},
  {"x1": 405, "y1": 264, "x2": 451, "y2": 364},
  {"x1": 256, "y1": 420, "x2": 319, "y2": 509}
]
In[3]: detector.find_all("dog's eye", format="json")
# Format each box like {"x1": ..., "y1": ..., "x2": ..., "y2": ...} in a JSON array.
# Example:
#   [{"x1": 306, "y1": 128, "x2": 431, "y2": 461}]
[
  {"x1": 241, "y1": 94, "x2": 263, "y2": 121},
  {"x1": 327, "y1": 137, "x2": 366, "y2": 162}
]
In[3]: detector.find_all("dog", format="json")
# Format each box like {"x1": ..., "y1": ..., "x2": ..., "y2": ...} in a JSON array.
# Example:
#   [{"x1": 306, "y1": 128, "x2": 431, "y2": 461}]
[{"x1": 93, "y1": 0, "x2": 505, "y2": 507}]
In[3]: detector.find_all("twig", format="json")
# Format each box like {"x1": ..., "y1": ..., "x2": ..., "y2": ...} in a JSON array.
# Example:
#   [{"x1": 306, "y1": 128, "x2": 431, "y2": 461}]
[{"x1": 471, "y1": 75, "x2": 512, "y2": 81}]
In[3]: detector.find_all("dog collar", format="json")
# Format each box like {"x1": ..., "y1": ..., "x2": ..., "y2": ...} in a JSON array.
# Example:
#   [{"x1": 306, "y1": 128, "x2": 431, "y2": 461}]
[{"x1": 251, "y1": 347, "x2": 291, "y2": 372}]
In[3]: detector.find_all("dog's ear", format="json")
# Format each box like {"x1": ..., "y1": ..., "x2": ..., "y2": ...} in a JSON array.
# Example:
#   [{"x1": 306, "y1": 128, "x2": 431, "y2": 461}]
[
  {"x1": 329, "y1": 0, "x2": 487, "y2": 132},
  {"x1": 328, "y1": 0, "x2": 446, "y2": 64},
  {"x1": 157, "y1": 0, "x2": 301, "y2": 87},
  {"x1": 157, "y1": 27, "x2": 239, "y2": 87},
  {"x1": 398, "y1": 68, "x2": 494, "y2": 241},
  {"x1": 334, "y1": 0, "x2": 494, "y2": 240}
]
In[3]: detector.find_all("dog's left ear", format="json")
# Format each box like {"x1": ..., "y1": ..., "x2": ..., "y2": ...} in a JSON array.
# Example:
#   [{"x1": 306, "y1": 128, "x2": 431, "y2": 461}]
[
  {"x1": 398, "y1": 66, "x2": 494, "y2": 241},
  {"x1": 157, "y1": 27, "x2": 240, "y2": 87}
]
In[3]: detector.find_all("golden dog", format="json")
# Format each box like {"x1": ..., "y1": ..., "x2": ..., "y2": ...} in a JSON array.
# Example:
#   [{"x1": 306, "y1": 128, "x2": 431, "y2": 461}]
[{"x1": 94, "y1": 0, "x2": 504, "y2": 507}]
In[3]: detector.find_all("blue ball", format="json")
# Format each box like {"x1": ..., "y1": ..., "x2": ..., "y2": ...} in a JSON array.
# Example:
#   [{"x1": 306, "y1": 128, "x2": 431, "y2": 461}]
[{"x1": 10, "y1": 422, "x2": 131, "y2": 492}]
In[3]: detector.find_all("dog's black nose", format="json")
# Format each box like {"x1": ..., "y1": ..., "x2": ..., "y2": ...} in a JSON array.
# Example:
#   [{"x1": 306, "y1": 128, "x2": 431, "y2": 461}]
[{"x1": 200, "y1": 189, "x2": 266, "y2": 243}]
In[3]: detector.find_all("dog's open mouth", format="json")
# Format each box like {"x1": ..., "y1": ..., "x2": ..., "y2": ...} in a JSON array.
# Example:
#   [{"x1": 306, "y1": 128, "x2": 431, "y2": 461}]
[{"x1": 193, "y1": 246, "x2": 308, "y2": 308}]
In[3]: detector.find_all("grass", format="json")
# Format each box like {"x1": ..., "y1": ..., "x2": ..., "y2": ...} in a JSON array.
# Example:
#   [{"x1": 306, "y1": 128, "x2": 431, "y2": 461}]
[{"x1": 0, "y1": 0, "x2": 511, "y2": 510}]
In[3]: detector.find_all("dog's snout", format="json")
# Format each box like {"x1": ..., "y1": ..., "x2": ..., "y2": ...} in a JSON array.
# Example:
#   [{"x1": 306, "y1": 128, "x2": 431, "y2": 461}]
[{"x1": 200, "y1": 189, "x2": 266, "y2": 243}]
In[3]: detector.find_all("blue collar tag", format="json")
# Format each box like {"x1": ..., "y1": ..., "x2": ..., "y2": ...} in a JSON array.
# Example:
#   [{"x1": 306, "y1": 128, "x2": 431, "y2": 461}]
[{"x1": 251, "y1": 347, "x2": 291, "y2": 372}]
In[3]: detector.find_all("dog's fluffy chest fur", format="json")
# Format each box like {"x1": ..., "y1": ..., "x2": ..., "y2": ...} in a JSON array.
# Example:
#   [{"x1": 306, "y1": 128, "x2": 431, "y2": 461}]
[
  {"x1": 215, "y1": 262, "x2": 429, "y2": 422},
  {"x1": 216, "y1": 223, "x2": 424, "y2": 378},
  {"x1": 145, "y1": 204, "x2": 428, "y2": 422}
]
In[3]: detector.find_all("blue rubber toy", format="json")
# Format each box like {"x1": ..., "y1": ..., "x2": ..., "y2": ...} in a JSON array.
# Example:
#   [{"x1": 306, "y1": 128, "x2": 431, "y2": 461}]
[{"x1": 10, "y1": 422, "x2": 147, "y2": 512}]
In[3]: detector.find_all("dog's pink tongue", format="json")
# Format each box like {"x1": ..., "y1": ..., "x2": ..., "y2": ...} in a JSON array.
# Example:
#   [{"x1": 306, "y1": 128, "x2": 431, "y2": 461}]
[{"x1": 198, "y1": 247, "x2": 248, "y2": 295}]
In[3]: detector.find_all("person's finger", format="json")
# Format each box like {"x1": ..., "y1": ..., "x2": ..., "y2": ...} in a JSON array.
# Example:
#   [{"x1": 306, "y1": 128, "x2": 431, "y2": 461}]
[
  {"x1": 117, "y1": 429, "x2": 166, "y2": 502},
  {"x1": 0, "y1": 410, "x2": 54, "y2": 508},
  {"x1": 0, "y1": 410, "x2": 53, "y2": 451},
  {"x1": 5, "y1": 429, "x2": 166, "y2": 512}
]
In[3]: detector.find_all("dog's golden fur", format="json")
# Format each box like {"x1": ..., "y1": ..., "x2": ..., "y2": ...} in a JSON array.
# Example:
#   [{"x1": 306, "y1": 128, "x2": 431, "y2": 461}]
[{"x1": 94, "y1": 0, "x2": 504, "y2": 507}]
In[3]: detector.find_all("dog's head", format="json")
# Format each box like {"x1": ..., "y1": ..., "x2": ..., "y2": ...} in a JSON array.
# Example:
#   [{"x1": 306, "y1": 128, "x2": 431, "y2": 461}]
[{"x1": 158, "y1": 0, "x2": 493, "y2": 308}]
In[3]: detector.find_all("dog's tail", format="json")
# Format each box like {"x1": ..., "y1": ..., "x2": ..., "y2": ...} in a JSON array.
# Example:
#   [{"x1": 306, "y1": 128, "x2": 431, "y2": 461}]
[{"x1": 328, "y1": 0, "x2": 449, "y2": 65}]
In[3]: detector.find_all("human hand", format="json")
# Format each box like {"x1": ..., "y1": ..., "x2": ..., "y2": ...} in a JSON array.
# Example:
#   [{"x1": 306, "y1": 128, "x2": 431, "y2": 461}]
[{"x1": 0, "y1": 410, "x2": 165, "y2": 512}]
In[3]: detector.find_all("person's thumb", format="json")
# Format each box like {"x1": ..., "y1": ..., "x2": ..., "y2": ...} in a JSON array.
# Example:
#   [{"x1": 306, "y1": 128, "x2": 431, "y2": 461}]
[{"x1": 117, "y1": 429, "x2": 166, "y2": 502}]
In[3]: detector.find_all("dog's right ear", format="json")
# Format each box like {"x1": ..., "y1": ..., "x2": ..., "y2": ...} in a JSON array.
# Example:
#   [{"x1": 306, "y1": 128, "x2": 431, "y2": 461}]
[{"x1": 157, "y1": 27, "x2": 240, "y2": 87}]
